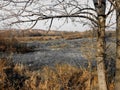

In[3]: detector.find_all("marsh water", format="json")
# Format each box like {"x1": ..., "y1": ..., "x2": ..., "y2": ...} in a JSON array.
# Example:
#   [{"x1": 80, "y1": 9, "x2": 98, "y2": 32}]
[{"x1": 0, "y1": 38, "x2": 115, "y2": 70}]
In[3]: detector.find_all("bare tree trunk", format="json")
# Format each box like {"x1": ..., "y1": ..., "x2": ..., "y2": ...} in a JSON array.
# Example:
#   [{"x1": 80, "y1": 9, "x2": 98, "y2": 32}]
[
  {"x1": 115, "y1": 1, "x2": 120, "y2": 89},
  {"x1": 93, "y1": 0, "x2": 108, "y2": 90},
  {"x1": 96, "y1": 15, "x2": 107, "y2": 90}
]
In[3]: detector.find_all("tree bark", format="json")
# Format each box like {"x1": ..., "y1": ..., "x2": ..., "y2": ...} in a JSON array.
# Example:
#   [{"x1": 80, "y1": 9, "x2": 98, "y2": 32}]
[
  {"x1": 93, "y1": 0, "x2": 108, "y2": 90},
  {"x1": 96, "y1": 15, "x2": 107, "y2": 90},
  {"x1": 115, "y1": 1, "x2": 120, "y2": 89}
]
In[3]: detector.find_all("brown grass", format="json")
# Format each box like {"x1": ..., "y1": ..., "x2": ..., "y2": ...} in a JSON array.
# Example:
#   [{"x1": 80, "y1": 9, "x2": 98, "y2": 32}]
[
  {"x1": 49, "y1": 43, "x2": 69, "y2": 49},
  {"x1": 0, "y1": 29, "x2": 115, "y2": 90},
  {"x1": 0, "y1": 58, "x2": 101, "y2": 90},
  {"x1": 0, "y1": 37, "x2": 37, "y2": 53},
  {"x1": 14, "y1": 36, "x2": 62, "y2": 42},
  {"x1": 0, "y1": 29, "x2": 89, "y2": 42}
]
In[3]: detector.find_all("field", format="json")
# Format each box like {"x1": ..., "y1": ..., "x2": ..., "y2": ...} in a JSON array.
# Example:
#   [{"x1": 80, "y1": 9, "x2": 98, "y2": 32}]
[{"x1": 0, "y1": 29, "x2": 115, "y2": 89}]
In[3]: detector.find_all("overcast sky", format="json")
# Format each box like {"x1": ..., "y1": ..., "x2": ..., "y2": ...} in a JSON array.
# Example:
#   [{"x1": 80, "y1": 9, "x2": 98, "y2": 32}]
[
  {"x1": 32, "y1": 0, "x2": 115, "y2": 31},
  {"x1": 0, "y1": 0, "x2": 116, "y2": 31},
  {"x1": 32, "y1": 0, "x2": 94, "y2": 31},
  {"x1": 32, "y1": 0, "x2": 91, "y2": 31}
]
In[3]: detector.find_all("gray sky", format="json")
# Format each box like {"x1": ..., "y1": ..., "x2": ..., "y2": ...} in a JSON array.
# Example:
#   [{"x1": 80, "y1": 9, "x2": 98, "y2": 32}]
[
  {"x1": 33, "y1": 0, "x2": 92, "y2": 31},
  {"x1": 34, "y1": 0, "x2": 115, "y2": 31},
  {"x1": 0, "y1": 0, "x2": 116, "y2": 31}
]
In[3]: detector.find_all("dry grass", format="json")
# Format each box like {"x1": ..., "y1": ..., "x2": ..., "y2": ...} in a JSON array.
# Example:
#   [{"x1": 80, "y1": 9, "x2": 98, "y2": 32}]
[
  {"x1": 0, "y1": 37, "x2": 37, "y2": 53},
  {"x1": 15, "y1": 36, "x2": 62, "y2": 42},
  {"x1": 0, "y1": 37, "x2": 17, "y2": 52},
  {"x1": 0, "y1": 29, "x2": 89, "y2": 42},
  {"x1": 0, "y1": 30, "x2": 115, "y2": 90},
  {"x1": 0, "y1": 58, "x2": 101, "y2": 90}
]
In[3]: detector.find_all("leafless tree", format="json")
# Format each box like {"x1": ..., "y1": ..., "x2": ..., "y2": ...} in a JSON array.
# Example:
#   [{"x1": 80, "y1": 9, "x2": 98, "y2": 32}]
[
  {"x1": 109, "y1": 0, "x2": 120, "y2": 89},
  {"x1": 0, "y1": 0, "x2": 115, "y2": 90},
  {"x1": 115, "y1": 1, "x2": 120, "y2": 89}
]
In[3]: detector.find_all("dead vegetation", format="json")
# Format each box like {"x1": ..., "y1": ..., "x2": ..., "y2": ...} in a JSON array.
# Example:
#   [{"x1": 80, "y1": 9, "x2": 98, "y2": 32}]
[
  {"x1": 0, "y1": 37, "x2": 36, "y2": 53},
  {"x1": 0, "y1": 58, "x2": 98, "y2": 90},
  {"x1": 0, "y1": 58, "x2": 115, "y2": 90},
  {"x1": 0, "y1": 29, "x2": 115, "y2": 90},
  {"x1": 0, "y1": 29, "x2": 115, "y2": 42},
  {"x1": 0, "y1": 29, "x2": 115, "y2": 52}
]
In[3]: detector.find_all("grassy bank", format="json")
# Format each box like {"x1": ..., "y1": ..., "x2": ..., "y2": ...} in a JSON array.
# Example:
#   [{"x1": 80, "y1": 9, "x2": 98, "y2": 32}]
[
  {"x1": 0, "y1": 58, "x2": 94, "y2": 90},
  {"x1": 0, "y1": 58, "x2": 115, "y2": 90}
]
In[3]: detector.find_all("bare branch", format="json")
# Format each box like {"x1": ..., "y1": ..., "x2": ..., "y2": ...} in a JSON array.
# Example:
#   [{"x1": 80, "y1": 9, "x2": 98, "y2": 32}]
[
  {"x1": 46, "y1": 18, "x2": 53, "y2": 34},
  {"x1": 0, "y1": 0, "x2": 114, "y2": 30},
  {"x1": 11, "y1": 14, "x2": 98, "y2": 26}
]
